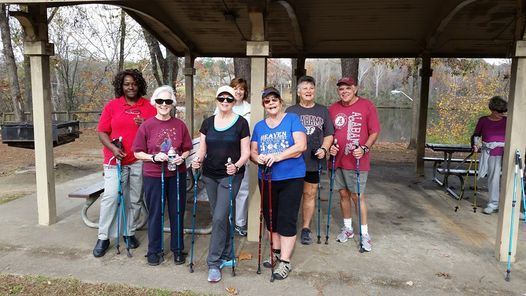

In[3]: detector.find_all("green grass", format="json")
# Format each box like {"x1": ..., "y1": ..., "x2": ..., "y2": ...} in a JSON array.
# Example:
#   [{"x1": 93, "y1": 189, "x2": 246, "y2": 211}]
[
  {"x1": 0, "y1": 274, "x2": 212, "y2": 296},
  {"x1": 0, "y1": 193, "x2": 26, "y2": 205}
]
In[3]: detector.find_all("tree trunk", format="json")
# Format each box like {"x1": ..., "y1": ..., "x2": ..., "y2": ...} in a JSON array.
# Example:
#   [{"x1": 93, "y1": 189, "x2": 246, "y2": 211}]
[
  {"x1": 142, "y1": 28, "x2": 162, "y2": 86},
  {"x1": 0, "y1": 4, "x2": 24, "y2": 121},
  {"x1": 234, "y1": 57, "x2": 251, "y2": 85},
  {"x1": 117, "y1": 9, "x2": 126, "y2": 72},
  {"x1": 341, "y1": 58, "x2": 359, "y2": 82},
  {"x1": 23, "y1": 57, "x2": 31, "y2": 110},
  {"x1": 407, "y1": 58, "x2": 421, "y2": 149},
  {"x1": 165, "y1": 50, "x2": 178, "y2": 89}
]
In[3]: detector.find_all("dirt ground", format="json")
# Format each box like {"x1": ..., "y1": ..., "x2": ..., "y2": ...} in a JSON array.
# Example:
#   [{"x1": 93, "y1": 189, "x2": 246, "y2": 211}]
[{"x1": 0, "y1": 127, "x2": 429, "y2": 201}]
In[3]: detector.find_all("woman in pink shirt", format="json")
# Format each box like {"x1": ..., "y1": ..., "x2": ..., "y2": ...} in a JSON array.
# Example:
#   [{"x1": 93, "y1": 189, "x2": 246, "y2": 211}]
[{"x1": 472, "y1": 96, "x2": 507, "y2": 214}]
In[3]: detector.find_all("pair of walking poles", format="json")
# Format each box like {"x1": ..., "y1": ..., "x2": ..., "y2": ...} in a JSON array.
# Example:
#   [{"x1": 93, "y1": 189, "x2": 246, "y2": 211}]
[
  {"x1": 188, "y1": 157, "x2": 237, "y2": 276},
  {"x1": 319, "y1": 141, "x2": 366, "y2": 252},
  {"x1": 111, "y1": 136, "x2": 132, "y2": 257},
  {"x1": 454, "y1": 152, "x2": 479, "y2": 213},
  {"x1": 159, "y1": 151, "x2": 184, "y2": 263},
  {"x1": 505, "y1": 150, "x2": 525, "y2": 281}
]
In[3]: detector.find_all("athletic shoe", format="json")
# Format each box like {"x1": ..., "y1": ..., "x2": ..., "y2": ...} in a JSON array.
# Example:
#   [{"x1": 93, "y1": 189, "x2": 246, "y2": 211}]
[
  {"x1": 263, "y1": 252, "x2": 280, "y2": 268},
  {"x1": 219, "y1": 259, "x2": 236, "y2": 269},
  {"x1": 147, "y1": 253, "x2": 163, "y2": 266},
  {"x1": 336, "y1": 227, "x2": 354, "y2": 243},
  {"x1": 361, "y1": 233, "x2": 372, "y2": 252},
  {"x1": 483, "y1": 207, "x2": 498, "y2": 215},
  {"x1": 207, "y1": 268, "x2": 222, "y2": 283},
  {"x1": 300, "y1": 228, "x2": 312, "y2": 245},
  {"x1": 234, "y1": 225, "x2": 247, "y2": 237},
  {"x1": 273, "y1": 261, "x2": 291, "y2": 280}
]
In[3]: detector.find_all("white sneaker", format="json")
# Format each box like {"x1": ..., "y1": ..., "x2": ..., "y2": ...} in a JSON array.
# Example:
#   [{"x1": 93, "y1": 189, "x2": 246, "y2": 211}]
[
  {"x1": 361, "y1": 233, "x2": 372, "y2": 252},
  {"x1": 483, "y1": 207, "x2": 497, "y2": 215},
  {"x1": 336, "y1": 227, "x2": 354, "y2": 243}
]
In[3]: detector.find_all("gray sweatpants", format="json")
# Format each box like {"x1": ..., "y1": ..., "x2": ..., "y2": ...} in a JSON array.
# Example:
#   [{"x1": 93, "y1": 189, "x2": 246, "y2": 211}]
[
  {"x1": 486, "y1": 155, "x2": 502, "y2": 211},
  {"x1": 98, "y1": 161, "x2": 144, "y2": 240},
  {"x1": 203, "y1": 174, "x2": 243, "y2": 268}
]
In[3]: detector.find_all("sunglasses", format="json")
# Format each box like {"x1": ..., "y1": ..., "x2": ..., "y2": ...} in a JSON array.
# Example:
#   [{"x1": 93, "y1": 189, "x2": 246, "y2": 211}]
[
  {"x1": 217, "y1": 96, "x2": 235, "y2": 103},
  {"x1": 263, "y1": 97, "x2": 280, "y2": 105},
  {"x1": 154, "y1": 99, "x2": 174, "y2": 105}
]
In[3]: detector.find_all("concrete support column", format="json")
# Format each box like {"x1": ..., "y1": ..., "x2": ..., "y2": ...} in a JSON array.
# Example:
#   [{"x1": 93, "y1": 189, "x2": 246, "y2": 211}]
[
  {"x1": 246, "y1": 41, "x2": 269, "y2": 242},
  {"x1": 22, "y1": 5, "x2": 56, "y2": 225},
  {"x1": 495, "y1": 40, "x2": 526, "y2": 262},
  {"x1": 415, "y1": 56, "x2": 432, "y2": 177},
  {"x1": 291, "y1": 58, "x2": 306, "y2": 104},
  {"x1": 183, "y1": 53, "x2": 195, "y2": 136}
]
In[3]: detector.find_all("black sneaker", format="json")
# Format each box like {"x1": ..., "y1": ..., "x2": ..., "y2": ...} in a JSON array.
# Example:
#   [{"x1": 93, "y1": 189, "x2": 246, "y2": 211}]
[
  {"x1": 234, "y1": 225, "x2": 247, "y2": 237},
  {"x1": 147, "y1": 253, "x2": 163, "y2": 266},
  {"x1": 300, "y1": 228, "x2": 312, "y2": 245},
  {"x1": 93, "y1": 239, "x2": 109, "y2": 258}
]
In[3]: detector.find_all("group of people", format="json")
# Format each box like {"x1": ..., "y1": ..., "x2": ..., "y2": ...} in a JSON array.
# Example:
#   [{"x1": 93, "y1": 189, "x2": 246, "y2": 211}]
[{"x1": 92, "y1": 68, "x2": 384, "y2": 283}]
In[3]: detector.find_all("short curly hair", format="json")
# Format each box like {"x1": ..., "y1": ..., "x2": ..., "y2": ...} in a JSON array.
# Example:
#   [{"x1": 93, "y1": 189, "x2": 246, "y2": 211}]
[
  {"x1": 488, "y1": 96, "x2": 507, "y2": 113},
  {"x1": 112, "y1": 69, "x2": 147, "y2": 98}
]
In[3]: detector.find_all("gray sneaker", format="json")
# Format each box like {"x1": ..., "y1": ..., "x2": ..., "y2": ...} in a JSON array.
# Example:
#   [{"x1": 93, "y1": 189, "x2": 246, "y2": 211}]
[
  {"x1": 361, "y1": 233, "x2": 372, "y2": 252},
  {"x1": 300, "y1": 228, "x2": 312, "y2": 245},
  {"x1": 273, "y1": 261, "x2": 291, "y2": 280},
  {"x1": 336, "y1": 227, "x2": 354, "y2": 243},
  {"x1": 207, "y1": 267, "x2": 221, "y2": 282}
]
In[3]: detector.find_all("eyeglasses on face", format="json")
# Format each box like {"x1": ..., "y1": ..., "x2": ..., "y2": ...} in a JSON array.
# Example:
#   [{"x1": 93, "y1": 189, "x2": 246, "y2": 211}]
[
  {"x1": 263, "y1": 97, "x2": 280, "y2": 105},
  {"x1": 154, "y1": 99, "x2": 174, "y2": 105},
  {"x1": 217, "y1": 96, "x2": 235, "y2": 103}
]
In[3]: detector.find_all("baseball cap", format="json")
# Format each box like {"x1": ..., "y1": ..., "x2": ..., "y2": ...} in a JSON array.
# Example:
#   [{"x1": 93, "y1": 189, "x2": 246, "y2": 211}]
[
  {"x1": 261, "y1": 86, "x2": 281, "y2": 98},
  {"x1": 336, "y1": 77, "x2": 357, "y2": 86},
  {"x1": 216, "y1": 85, "x2": 235, "y2": 98},
  {"x1": 298, "y1": 75, "x2": 316, "y2": 86}
]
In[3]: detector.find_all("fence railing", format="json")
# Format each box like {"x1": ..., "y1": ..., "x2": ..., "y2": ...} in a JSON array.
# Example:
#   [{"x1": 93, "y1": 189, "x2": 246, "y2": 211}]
[{"x1": 1, "y1": 111, "x2": 102, "y2": 125}]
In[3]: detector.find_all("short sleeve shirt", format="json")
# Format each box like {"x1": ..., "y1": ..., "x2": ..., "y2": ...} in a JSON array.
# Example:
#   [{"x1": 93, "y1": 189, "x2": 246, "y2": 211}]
[
  {"x1": 132, "y1": 117, "x2": 193, "y2": 177},
  {"x1": 200, "y1": 115, "x2": 250, "y2": 179},
  {"x1": 251, "y1": 113, "x2": 307, "y2": 181},
  {"x1": 328, "y1": 97, "x2": 381, "y2": 171},
  {"x1": 97, "y1": 96, "x2": 157, "y2": 165},
  {"x1": 286, "y1": 103, "x2": 334, "y2": 171}
]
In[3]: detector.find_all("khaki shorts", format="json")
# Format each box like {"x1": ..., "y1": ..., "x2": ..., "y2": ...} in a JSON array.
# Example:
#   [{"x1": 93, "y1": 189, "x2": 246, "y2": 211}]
[{"x1": 334, "y1": 168, "x2": 368, "y2": 194}]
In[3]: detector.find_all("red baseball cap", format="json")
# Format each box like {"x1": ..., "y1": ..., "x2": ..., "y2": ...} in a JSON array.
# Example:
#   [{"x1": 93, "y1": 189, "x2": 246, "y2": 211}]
[{"x1": 337, "y1": 77, "x2": 357, "y2": 86}]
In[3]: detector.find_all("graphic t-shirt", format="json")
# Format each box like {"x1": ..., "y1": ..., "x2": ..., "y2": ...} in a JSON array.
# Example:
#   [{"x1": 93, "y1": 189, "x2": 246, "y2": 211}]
[
  {"x1": 328, "y1": 98, "x2": 381, "y2": 171},
  {"x1": 200, "y1": 115, "x2": 250, "y2": 179},
  {"x1": 132, "y1": 117, "x2": 193, "y2": 177},
  {"x1": 98, "y1": 96, "x2": 157, "y2": 165},
  {"x1": 251, "y1": 113, "x2": 306, "y2": 181},
  {"x1": 286, "y1": 103, "x2": 334, "y2": 171},
  {"x1": 473, "y1": 116, "x2": 507, "y2": 156}
]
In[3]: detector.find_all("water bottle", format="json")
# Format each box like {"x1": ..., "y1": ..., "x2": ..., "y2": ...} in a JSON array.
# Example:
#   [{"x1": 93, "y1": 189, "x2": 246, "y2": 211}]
[{"x1": 168, "y1": 147, "x2": 177, "y2": 171}]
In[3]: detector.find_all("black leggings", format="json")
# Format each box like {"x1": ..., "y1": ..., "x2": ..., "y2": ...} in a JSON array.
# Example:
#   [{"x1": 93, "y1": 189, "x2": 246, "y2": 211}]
[{"x1": 259, "y1": 177, "x2": 303, "y2": 237}]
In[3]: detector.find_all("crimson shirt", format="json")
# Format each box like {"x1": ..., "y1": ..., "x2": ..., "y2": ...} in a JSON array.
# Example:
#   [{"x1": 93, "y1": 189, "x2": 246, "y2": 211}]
[
  {"x1": 98, "y1": 96, "x2": 157, "y2": 165},
  {"x1": 328, "y1": 97, "x2": 381, "y2": 171}
]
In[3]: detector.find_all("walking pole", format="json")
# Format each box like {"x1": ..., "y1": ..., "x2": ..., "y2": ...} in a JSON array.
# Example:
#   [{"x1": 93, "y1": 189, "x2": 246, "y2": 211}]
[
  {"x1": 521, "y1": 152, "x2": 526, "y2": 224},
  {"x1": 472, "y1": 151, "x2": 479, "y2": 213},
  {"x1": 505, "y1": 150, "x2": 520, "y2": 281},
  {"x1": 175, "y1": 153, "x2": 182, "y2": 260},
  {"x1": 113, "y1": 137, "x2": 131, "y2": 256},
  {"x1": 316, "y1": 158, "x2": 322, "y2": 244},
  {"x1": 160, "y1": 161, "x2": 166, "y2": 261},
  {"x1": 227, "y1": 157, "x2": 236, "y2": 276},
  {"x1": 257, "y1": 165, "x2": 266, "y2": 275},
  {"x1": 355, "y1": 147, "x2": 364, "y2": 253},
  {"x1": 189, "y1": 163, "x2": 200, "y2": 273},
  {"x1": 267, "y1": 166, "x2": 275, "y2": 282},
  {"x1": 325, "y1": 139, "x2": 337, "y2": 244}
]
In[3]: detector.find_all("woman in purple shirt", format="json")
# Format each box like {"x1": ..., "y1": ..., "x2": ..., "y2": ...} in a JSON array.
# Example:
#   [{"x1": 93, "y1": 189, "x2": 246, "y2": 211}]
[{"x1": 472, "y1": 96, "x2": 507, "y2": 214}]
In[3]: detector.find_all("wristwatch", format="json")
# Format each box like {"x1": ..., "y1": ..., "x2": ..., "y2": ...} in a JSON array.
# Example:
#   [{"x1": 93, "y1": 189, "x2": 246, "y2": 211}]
[
  {"x1": 361, "y1": 145, "x2": 370, "y2": 153},
  {"x1": 151, "y1": 154, "x2": 157, "y2": 163},
  {"x1": 234, "y1": 164, "x2": 240, "y2": 172}
]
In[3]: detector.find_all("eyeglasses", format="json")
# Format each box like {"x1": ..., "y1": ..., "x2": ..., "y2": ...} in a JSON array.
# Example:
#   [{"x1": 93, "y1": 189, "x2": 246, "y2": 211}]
[
  {"x1": 217, "y1": 96, "x2": 235, "y2": 103},
  {"x1": 263, "y1": 97, "x2": 280, "y2": 105},
  {"x1": 154, "y1": 99, "x2": 174, "y2": 105}
]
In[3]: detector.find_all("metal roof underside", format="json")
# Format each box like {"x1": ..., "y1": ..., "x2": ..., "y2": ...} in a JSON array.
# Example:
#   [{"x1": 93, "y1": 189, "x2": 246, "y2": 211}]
[{"x1": 2, "y1": 0, "x2": 525, "y2": 58}]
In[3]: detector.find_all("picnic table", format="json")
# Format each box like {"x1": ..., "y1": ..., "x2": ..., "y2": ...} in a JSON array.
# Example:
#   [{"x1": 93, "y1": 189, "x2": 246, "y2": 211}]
[{"x1": 425, "y1": 143, "x2": 477, "y2": 199}]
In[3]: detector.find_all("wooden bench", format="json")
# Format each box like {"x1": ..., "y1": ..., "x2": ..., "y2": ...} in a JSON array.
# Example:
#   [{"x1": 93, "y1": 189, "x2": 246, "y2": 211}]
[{"x1": 436, "y1": 168, "x2": 477, "y2": 200}]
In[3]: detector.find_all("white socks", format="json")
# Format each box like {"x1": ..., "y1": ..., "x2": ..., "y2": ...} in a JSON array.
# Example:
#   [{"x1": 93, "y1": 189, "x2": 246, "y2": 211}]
[
  {"x1": 361, "y1": 224, "x2": 368, "y2": 235},
  {"x1": 344, "y1": 218, "x2": 353, "y2": 230}
]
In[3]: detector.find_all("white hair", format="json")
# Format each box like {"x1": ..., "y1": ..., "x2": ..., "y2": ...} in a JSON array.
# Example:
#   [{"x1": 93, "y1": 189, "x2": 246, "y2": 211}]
[{"x1": 150, "y1": 85, "x2": 176, "y2": 106}]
